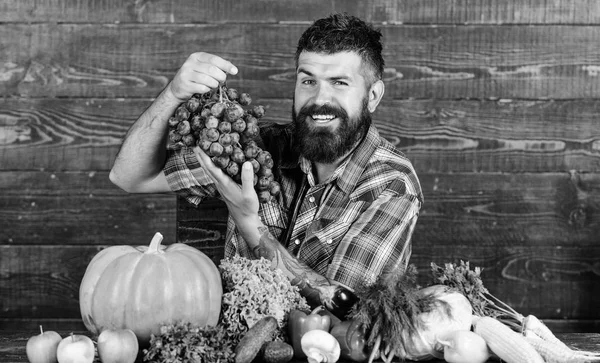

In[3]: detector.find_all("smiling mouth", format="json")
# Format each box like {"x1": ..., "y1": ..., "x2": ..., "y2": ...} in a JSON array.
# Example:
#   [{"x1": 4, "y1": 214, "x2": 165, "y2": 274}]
[{"x1": 310, "y1": 114, "x2": 337, "y2": 123}]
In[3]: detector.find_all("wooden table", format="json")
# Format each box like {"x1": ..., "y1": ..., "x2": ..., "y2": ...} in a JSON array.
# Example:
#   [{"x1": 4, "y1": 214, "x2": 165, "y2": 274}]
[{"x1": 2, "y1": 329, "x2": 599, "y2": 363}]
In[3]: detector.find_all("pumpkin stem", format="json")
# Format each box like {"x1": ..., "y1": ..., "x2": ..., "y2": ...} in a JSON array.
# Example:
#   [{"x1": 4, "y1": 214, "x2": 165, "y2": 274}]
[{"x1": 148, "y1": 232, "x2": 164, "y2": 253}]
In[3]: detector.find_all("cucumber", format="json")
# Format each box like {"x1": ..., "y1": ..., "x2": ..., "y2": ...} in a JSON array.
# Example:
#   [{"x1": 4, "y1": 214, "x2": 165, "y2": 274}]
[{"x1": 235, "y1": 316, "x2": 278, "y2": 363}]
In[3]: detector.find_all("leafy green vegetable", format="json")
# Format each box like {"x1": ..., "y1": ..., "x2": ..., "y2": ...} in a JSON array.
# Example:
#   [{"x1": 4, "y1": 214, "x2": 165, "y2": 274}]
[
  {"x1": 143, "y1": 321, "x2": 236, "y2": 363},
  {"x1": 219, "y1": 256, "x2": 310, "y2": 341},
  {"x1": 430, "y1": 260, "x2": 523, "y2": 331},
  {"x1": 349, "y1": 264, "x2": 441, "y2": 359}
]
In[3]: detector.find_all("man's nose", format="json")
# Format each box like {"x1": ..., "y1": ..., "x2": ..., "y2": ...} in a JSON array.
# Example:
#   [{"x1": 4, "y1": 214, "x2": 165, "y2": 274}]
[{"x1": 313, "y1": 83, "x2": 334, "y2": 106}]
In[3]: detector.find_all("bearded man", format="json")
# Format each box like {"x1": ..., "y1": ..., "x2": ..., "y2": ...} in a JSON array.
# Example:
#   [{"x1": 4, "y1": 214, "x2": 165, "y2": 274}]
[{"x1": 109, "y1": 13, "x2": 423, "y2": 318}]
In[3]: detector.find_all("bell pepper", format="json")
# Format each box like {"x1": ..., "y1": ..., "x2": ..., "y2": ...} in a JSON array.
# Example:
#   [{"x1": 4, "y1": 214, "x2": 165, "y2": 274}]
[
  {"x1": 329, "y1": 319, "x2": 369, "y2": 362},
  {"x1": 288, "y1": 309, "x2": 331, "y2": 358}
]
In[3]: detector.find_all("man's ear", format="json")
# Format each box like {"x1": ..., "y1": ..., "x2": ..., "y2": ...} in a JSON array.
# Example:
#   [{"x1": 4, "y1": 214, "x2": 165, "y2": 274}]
[{"x1": 367, "y1": 79, "x2": 385, "y2": 113}]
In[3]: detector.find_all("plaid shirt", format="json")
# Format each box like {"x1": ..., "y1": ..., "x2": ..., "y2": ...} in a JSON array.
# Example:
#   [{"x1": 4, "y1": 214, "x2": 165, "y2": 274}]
[{"x1": 163, "y1": 123, "x2": 423, "y2": 290}]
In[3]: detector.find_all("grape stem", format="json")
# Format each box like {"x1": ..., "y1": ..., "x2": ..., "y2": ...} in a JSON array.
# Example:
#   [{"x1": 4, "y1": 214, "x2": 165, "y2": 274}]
[{"x1": 218, "y1": 83, "x2": 230, "y2": 103}]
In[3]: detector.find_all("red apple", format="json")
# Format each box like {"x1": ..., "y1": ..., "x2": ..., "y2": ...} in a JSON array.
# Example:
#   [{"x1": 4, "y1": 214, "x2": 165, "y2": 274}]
[
  {"x1": 56, "y1": 333, "x2": 95, "y2": 363},
  {"x1": 97, "y1": 329, "x2": 139, "y2": 363},
  {"x1": 26, "y1": 325, "x2": 62, "y2": 363}
]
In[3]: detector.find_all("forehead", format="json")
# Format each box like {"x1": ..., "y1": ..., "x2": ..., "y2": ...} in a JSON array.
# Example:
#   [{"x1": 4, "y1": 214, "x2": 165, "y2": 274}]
[{"x1": 296, "y1": 51, "x2": 365, "y2": 79}]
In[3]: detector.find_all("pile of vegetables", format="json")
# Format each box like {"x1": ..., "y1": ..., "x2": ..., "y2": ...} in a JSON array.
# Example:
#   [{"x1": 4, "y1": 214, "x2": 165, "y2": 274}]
[
  {"x1": 142, "y1": 256, "x2": 309, "y2": 363},
  {"x1": 79, "y1": 231, "x2": 600, "y2": 363},
  {"x1": 218, "y1": 255, "x2": 310, "y2": 341},
  {"x1": 349, "y1": 265, "x2": 473, "y2": 362},
  {"x1": 431, "y1": 261, "x2": 600, "y2": 363}
]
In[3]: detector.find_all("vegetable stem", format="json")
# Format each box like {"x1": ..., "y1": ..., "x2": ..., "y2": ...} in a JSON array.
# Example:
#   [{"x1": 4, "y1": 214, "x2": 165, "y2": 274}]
[{"x1": 147, "y1": 232, "x2": 164, "y2": 254}]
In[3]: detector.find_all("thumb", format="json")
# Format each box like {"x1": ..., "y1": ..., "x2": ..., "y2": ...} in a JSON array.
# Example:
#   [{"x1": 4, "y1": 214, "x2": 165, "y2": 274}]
[{"x1": 240, "y1": 161, "x2": 256, "y2": 194}]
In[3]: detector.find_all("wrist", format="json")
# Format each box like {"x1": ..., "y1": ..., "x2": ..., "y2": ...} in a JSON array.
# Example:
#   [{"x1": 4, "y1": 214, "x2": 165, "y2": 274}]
[
  {"x1": 234, "y1": 213, "x2": 263, "y2": 247},
  {"x1": 162, "y1": 82, "x2": 187, "y2": 104}
]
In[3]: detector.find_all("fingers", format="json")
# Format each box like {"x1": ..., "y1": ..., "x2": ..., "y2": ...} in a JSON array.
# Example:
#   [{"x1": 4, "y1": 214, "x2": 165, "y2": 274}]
[
  {"x1": 193, "y1": 52, "x2": 238, "y2": 76},
  {"x1": 171, "y1": 52, "x2": 238, "y2": 100},
  {"x1": 240, "y1": 162, "x2": 255, "y2": 195}
]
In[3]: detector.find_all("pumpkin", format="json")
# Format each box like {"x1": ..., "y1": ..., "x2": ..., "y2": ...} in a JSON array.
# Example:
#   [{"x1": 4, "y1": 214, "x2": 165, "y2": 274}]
[{"x1": 79, "y1": 232, "x2": 222, "y2": 343}]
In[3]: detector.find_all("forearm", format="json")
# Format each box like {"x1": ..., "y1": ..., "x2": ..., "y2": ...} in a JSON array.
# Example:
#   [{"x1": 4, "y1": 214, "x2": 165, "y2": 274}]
[
  {"x1": 110, "y1": 85, "x2": 180, "y2": 192},
  {"x1": 246, "y1": 224, "x2": 357, "y2": 318}
]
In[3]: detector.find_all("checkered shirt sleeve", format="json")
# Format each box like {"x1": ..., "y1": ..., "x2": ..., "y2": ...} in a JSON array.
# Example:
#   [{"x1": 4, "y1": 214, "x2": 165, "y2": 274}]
[{"x1": 163, "y1": 146, "x2": 218, "y2": 205}]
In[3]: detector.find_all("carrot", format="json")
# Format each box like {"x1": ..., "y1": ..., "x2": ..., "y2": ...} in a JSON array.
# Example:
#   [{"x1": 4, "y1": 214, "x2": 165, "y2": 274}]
[{"x1": 473, "y1": 316, "x2": 544, "y2": 363}]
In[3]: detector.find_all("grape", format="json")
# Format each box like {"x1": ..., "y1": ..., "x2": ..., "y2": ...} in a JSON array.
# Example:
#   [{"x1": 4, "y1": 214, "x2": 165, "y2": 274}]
[
  {"x1": 245, "y1": 115, "x2": 259, "y2": 126},
  {"x1": 177, "y1": 120, "x2": 191, "y2": 135},
  {"x1": 206, "y1": 128, "x2": 220, "y2": 142},
  {"x1": 243, "y1": 123, "x2": 260, "y2": 139},
  {"x1": 226, "y1": 88, "x2": 239, "y2": 101},
  {"x1": 218, "y1": 121, "x2": 232, "y2": 134},
  {"x1": 198, "y1": 138, "x2": 212, "y2": 151},
  {"x1": 244, "y1": 143, "x2": 260, "y2": 159},
  {"x1": 209, "y1": 142, "x2": 224, "y2": 157},
  {"x1": 222, "y1": 144, "x2": 233, "y2": 155},
  {"x1": 168, "y1": 117, "x2": 180, "y2": 128},
  {"x1": 166, "y1": 85, "x2": 279, "y2": 203},
  {"x1": 219, "y1": 133, "x2": 233, "y2": 147},
  {"x1": 231, "y1": 147, "x2": 246, "y2": 164},
  {"x1": 238, "y1": 93, "x2": 252, "y2": 106},
  {"x1": 257, "y1": 176, "x2": 271, "y2": 190},
  {"x1": 212, "y1": 154, "x2": 230, "y2": 169},
  {"x1": 175, "y1": 105, "x2": 190, "y2": 121},
  {"x1": 201, "y1": 108, "x2": 212, "y2": 118},
  {"x1": 250, "y1": 105, "x2": 265, "y2": 118},
  {"x1": 255, "y1": 151, "x2": 271, "y2": 166},
  {"x1": 230, "y1": 132, "x2": 240, "y2": 144},
  {"x1": 258, "y1": 190, "x2": 272, "y2": 203},
  {"x1": 249, "y1": 159, "x2": 260, "y2": 173},
  {"x1": 190, "y1": 115, "x2": 204, "y2": 131},
  {"x1": 225, "y1": 161, "x2": 239, "y2": 176},
  {"x1": 258, "y1": 166, "x2": 273, "y2": 178},
  {"x1": 231, "y1": 119, "x2": 246, "y2": 133},
  {"x1": 211, "y1": 102, "x2": 227, "y2": 118},
  {"x1": 169, "y1": 129, "x2": 182, "y2": 143},
  {"x1": 269, "y1": 181, "x2": 281, "y2": 196},
  {"x1": 182, "y1": 134, "x2": 195, "y2": 146},
  {"x1": 186, "y1": 97, "x2": 201, "y2": 113},
  {"x1": 205, "y1": 115, "x2": 220, "y2": 129}
]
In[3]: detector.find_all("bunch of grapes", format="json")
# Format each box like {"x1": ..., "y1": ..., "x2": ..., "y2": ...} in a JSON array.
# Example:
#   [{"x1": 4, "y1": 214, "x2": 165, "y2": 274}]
[{"x1": 167, "y1": 85, "x2": 280, "y2": 204}]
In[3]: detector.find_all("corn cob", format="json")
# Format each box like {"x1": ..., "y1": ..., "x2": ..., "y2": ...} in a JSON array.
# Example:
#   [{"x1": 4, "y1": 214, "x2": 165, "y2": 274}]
[
  {"x1": 525, "y1": 332, "x2": 600, "y2": 363},
  {"x1": 474, "y1": 316, "x2": 544, "y2": 363}
]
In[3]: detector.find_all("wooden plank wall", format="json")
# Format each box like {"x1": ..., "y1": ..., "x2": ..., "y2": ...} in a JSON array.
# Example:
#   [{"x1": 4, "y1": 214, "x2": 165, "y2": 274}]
[{"x1": 2, "y1": 1, "x2": 599, "y2": 332}]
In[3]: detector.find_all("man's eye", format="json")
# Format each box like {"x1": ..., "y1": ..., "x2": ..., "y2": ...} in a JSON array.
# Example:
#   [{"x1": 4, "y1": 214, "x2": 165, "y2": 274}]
[
  {"x1": 302, "y1": 80, "x2": 315, "y2": 85},
  {"x1": 334, "y1": 81, "x2": 348, "y2": 86}
]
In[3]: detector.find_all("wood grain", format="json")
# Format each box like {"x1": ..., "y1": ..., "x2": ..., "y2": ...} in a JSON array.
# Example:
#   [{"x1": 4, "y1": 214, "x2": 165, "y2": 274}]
[
  {"x1": 0, "y1": 171, "x2": 176, "y2": 245},
  {"x1": 2, "y1": 242, "x2": 598, "y2": 323},
  {"x1": 3, "y1": 0, "x2": 600, "y2": 24},
  {"x1": 3, "y1": 24, "x2": 600, "y2": 99},
  {"x1": 178, "y1": 171, "x2": 600, "y2": 249},
  {"x1": 2, "y1": 98, "x2": 599, "y2": 172}
]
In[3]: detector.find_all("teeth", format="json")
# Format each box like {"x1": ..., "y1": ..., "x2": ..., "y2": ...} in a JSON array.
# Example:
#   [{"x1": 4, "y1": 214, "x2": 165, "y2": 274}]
[{"x1": 312, "y1": 114, "x2": 335, "y2": 121}]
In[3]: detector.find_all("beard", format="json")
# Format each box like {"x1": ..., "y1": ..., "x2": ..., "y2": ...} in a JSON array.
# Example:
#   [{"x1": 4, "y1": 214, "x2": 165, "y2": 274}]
[{"x1": 292, "y1": 97, "x2": 371, "y2": 163}]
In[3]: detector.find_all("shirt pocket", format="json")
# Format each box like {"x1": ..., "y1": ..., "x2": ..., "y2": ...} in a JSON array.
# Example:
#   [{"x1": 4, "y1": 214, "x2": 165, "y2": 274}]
[
  {"x1": 300, "y1": 219, "x2": 351, "y2": 274},
  {"x1": 259, "y1": 201, "x2": 288, "y2": 242}
]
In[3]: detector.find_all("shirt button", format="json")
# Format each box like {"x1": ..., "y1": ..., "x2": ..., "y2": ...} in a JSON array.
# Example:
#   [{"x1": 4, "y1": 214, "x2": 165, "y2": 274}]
[
  {"x1": 294, "y1": 239, "x2": 301, "y2": 245},
  {"x1": 309, "y1": 196, "x2": 315, "y2": 203},
  {"x1": 326, "y1": 238, "x2": 333, "y2": 245}
]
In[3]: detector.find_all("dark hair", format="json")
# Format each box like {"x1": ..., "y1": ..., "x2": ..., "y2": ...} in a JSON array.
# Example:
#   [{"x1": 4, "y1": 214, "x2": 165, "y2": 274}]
[{"x1": 294, "y1": 13, "x2": 385, "y2": 82}]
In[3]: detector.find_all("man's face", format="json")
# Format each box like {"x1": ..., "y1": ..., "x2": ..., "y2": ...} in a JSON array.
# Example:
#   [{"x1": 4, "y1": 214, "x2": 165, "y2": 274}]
[{"x1": 292, "y1": 51, "x2": 372, "y2": 163}]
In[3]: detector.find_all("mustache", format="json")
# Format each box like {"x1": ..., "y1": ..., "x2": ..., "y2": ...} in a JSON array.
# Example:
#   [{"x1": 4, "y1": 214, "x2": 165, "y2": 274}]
[{"x1": 296, "y1": 103, "x2": 348, "y2": 120}]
